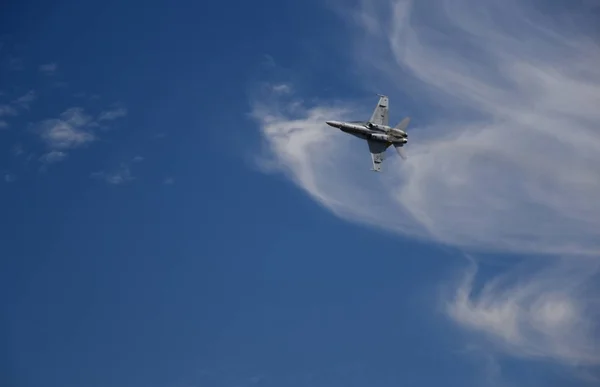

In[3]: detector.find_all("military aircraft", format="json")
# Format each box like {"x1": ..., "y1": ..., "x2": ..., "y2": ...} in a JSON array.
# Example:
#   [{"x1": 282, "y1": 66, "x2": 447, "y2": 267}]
[{"x1": 325, "y1": 94, "x2": 410, "y2": 172}]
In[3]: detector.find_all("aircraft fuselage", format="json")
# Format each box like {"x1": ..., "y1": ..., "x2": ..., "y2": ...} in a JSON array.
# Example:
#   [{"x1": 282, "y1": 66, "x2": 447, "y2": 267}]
[
  {"x1": 324, "y1": 94, "x2": 410, "y2": 171},
  {"x1": 325, "y1": 120, "x2": 408, "y2": 145}
]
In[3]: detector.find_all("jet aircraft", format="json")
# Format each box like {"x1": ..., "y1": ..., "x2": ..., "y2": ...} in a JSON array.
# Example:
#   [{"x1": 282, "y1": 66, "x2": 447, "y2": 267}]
[{"x1": 326, "y1": 94, "x2": 410, "y2": 172}]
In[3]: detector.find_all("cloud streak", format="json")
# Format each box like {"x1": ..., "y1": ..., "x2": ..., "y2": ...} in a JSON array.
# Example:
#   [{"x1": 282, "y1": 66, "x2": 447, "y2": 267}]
[
  {"x1": 0, "y1": 91, "x2": 37, "y2": 126},
  {"x1": 39, "y1": 151, "x2": 67, "y2": 164},
  {"x1": 91, "y1": 163, "x2": 135, "y2": 185},
  {"x1": 34, "y1": 104, "x2": 128, "y2": 165},
  {"x1": 447, "y1": 258, "x2": 600, "y2": 366},
  {"x1": 13, "y1": 90, "x2": 36, "y2": 109},
  {"x1": 250, "y1": 0, "x2": 600, "y2": 372},
  {"x1": 0, "y1": 104, "x2": 17, "y2": 117},
  {"x1": 98, "y1": 107, "x2": 127, "y2": 121},
  {"x1": 37, "y1": 108, "x2": 96, "y2": 150}
]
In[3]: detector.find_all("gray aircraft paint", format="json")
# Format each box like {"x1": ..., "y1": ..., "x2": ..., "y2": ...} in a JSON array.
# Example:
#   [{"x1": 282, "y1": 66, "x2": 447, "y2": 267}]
[{"x1": 325, "y1": 95, "x2": 409, "y2": 172}]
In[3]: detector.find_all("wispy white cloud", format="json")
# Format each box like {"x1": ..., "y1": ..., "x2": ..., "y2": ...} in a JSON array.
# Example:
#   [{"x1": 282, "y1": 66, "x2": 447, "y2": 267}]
[
  {"x1": 271, "y1": 83, "x2": 292, "y2": 94},
  {"x1": 91, "y1": 163, "x2": 134, "y2": 185},
  {"x1": 28, "y1": 100, "x2": 127, "y2": 171},
  {"x1": 39, "y1": 150, "x2": 67, "y2": 164},
  {"x1": 250, "y1": 0, "x2": 600, "y2": 372},
  {"x1": 447, "y1": 258, "x2": 600, "y2": 366},
  {"x1": 39, "y1": 121, "x2": 94, "y2": 149},
  {"x1": 34, "y1": 103, "x2": 127, "y2": 153},
  {"x1": 39, "y1": 62, "x2": 57, "y2": 74},
  {"x1": 98, "y1": 107, "x2": 127, "y2": 121},
  {"x1": 0, "y1": 91, "x2": 37, "y2": 122},
  {"x1": 13, "y1": 90, "x2": 36, "y2": 109},
  {"x1": 37, "y1": 108, "x2": 95, "y2": 150},
  {"x1": 0, "y1": 104, "x2": 17, "y2": 117},
  {"x1": 60, "y1": 107, "x2": 93, "y2": 127},
  {"x1": 4, "y1": 173, "x2": 15, "y2": 183},
  {"x1": 132, "y1": 155, "x2": 144, "y2": 162},
  {"x1": 253, "y1": 0, "x2": 600, "y2": 252}
]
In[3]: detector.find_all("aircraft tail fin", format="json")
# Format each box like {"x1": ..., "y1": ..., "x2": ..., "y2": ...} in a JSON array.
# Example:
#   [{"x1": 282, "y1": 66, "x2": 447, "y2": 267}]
[
  {"x1": 394, "y1": 144, "x2": 408, "y2": 160},
  {"x1": 395, "y1": 117, "x2": 410, "y2": 132}
]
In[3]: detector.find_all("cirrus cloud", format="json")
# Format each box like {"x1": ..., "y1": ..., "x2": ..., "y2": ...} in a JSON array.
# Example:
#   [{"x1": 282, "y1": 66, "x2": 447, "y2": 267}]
[
  {"x1": 250, "y1": 0, "x2": 600, "y2": 373},
  {"x1": 37, "y1": 108, "x2": 96, "y2": 150},
  {"x1": 39, "y1": 150, "x2": 67, "y2": 164},
  {"x1": 446, "y1": 258, "x2": 600, "y2": 366}
]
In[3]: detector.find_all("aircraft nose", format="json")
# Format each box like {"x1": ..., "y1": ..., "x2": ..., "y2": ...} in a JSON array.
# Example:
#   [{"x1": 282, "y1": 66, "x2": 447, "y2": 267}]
[{"x1": 326, "y1": 120, "x2": 339, "y2": 128}]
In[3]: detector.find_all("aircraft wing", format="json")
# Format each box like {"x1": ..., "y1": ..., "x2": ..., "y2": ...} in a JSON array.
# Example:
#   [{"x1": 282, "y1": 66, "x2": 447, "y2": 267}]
[
  {"x1": 369, "y1": 95, "x2": 389, "y2": 126},
  {"x1": 367, "y1": 140, "x2": 391, "y2": 172}
]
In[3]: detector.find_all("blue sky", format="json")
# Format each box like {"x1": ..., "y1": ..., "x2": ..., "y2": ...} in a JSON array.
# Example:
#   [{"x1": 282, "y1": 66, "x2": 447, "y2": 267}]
[{"x1": 1, "y1": 1, "x2": 599, "y2": 387}]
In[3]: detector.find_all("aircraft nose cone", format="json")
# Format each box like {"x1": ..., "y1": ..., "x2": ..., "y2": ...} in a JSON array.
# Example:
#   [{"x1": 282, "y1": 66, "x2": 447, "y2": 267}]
[{"x1": 326, "y1": 120, "x2": 338, "y2": 128}]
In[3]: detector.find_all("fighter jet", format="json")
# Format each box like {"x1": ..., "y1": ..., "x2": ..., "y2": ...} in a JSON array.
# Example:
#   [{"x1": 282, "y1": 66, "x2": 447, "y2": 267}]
[{"x1": 326, "y1": 94, "x2": 410, "y2": 172}]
